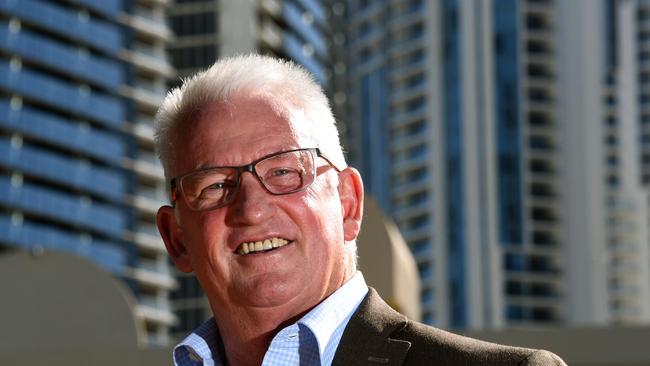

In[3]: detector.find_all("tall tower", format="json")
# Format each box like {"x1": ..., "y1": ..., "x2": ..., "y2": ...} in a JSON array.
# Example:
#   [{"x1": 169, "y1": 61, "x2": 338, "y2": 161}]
[
  {"x1": 168, "y1": 0, "x2": 332, "y2": 83},
  {"x1": 0, "y1": 0, "x2": 175, "y2": 345},
  {"x1": 345, "y1": 0, "x2": 650, "y2": 329},
  {"x1": 345, "y1": 0, "x2": 501, "y2": 330}
]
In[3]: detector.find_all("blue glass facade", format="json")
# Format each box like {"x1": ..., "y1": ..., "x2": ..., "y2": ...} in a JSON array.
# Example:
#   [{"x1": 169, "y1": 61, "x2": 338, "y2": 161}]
[
  {"x1": 361, "y1": 68, "x2": 392, "y2": 210},
  {"x1": 0, "y1": 0, "x2": 132, "y2": 274},
  {"x1": 442, "y1": 0, "x2": 467, "y2": 329},
  {"x1": 0, "y1": 0, "x2": 123, "y2": 55},
  {"x1": 347, "y1": 0, "x2": 445, "y2": 326},
  {"x1": 281, "y1": 0, "x2": 328, "y2": 86},
  {"x1": 0, "y1": 101, "x2": 126, "y2": 164},
  {"x1": 493, "y1": 0, "x2": 524, "y2": 247}
]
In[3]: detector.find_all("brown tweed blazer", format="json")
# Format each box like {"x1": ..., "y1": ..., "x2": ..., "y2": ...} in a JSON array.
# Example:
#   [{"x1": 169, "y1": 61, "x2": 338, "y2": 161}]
[{"x1": 332, "y1": 288, "x2": 566, "y2": 366}]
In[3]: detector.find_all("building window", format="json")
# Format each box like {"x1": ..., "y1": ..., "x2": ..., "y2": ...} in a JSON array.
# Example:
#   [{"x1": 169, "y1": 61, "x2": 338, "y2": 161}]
[
  {"x1": 505, "y1": 253, "x2": 525, "y2": 271},
  {"x1": 506, "y1": 281, "x2": 524, "y2": 295},
  {"x1": 418, "y1": 262, "x2": 431, "y2": 278},
  {"x1": 607, "y1": 174, "x2": 619, "y2": 187},
  {"x1": 170, "y1": 45, "x2": 217, "y2": 69},
  {"x1": 506, "y1": 304, "x2": 524, "y2": 320},
  {"x1": 411, "y1": 239, "x2": 429, "y2": 255},
  {"x1": 171, "y1": 12, "x2": 217, "y2": 36}
]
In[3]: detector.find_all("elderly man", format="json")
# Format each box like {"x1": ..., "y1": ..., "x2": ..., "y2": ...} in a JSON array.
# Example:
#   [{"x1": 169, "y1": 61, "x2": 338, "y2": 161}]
[{"x1": 155, "y1": 54, "x2": 565, "y2": 366}]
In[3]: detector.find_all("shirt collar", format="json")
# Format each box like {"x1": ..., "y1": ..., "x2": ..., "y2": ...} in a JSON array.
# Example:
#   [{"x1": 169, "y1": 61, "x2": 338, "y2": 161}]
[
  {"x1": 297, "y1": 272, "x2": 368, "y2": 359},
  {"x1": 173, "y1": 271, "x2": 368, "y2": 366},
  {"x1": 174, "y1": 316, "x2": 222, "y2": 366}
]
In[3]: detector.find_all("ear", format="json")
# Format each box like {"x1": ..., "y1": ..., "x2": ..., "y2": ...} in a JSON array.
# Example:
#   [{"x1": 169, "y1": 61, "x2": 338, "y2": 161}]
[
  {"x1": 337, "y1": 167, "x2": 364, "y2": 241},
  {"x1": 157, "y1": 205, "x2": 193, "y2": 273}
]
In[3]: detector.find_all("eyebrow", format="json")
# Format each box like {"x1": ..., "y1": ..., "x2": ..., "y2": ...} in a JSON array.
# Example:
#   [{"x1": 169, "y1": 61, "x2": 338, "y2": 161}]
[{"x1": 176, "y1": 147, "x2": 306, "y2": 177}]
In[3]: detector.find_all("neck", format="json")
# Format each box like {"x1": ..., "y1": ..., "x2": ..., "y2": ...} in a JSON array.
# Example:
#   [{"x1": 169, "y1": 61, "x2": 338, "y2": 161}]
[
  {"x1": 211, "y1": 261, "x2": 357, "y2": 365},
  {"x1": 213, "y1": 305, "x2": 311, "y2": 366}
]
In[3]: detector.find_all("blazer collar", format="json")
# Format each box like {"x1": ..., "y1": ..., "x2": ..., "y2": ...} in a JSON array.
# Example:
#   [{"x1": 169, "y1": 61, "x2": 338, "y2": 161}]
[{"x1": 332, "y1": 288, "x2": 412, "y2": 366}]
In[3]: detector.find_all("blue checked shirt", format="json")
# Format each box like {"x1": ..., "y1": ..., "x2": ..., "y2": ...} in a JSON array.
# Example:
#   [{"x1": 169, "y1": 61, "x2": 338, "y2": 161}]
[{"x1": 173, "y1": 272, "x2": 369, "y2": 366}]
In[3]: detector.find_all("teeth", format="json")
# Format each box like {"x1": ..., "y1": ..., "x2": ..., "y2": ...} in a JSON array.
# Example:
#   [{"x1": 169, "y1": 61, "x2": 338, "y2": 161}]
[{"x1": 237, "y1": 237, "x2": 289, "y2": 255}]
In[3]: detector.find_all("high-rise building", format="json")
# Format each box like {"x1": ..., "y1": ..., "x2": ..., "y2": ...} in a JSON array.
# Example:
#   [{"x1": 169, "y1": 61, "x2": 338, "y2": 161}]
[
  {"x1": 345, "y1": 0, "x2": 502, "y2": 330},
  {"x1": 0, "y1": 0, "x2": 175, "y2": 345},
  {"x1": 168, "y1": 0, "x2": 332, "y2": 83},
  {"x1": 345, "y1": 0, "x2": 650, "y2": 330},
  {"x1": 166, "y1": 0, "x2": 341, "y2": 340}
]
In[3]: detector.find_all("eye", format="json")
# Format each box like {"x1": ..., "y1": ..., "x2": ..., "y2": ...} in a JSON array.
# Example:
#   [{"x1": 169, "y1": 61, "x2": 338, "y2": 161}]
[
  {"x1": 199, "y1": 180, "x2": 236, "y2": 197},
  {"x1": 206, "y1": 182, "x2": 226, "y2": 190},
  {"x1": 265, "y1": 167, "x2": 301, "y2": 179},
  {"x1": 271, "y1": 168, "x2": 292, "y2": 176}
]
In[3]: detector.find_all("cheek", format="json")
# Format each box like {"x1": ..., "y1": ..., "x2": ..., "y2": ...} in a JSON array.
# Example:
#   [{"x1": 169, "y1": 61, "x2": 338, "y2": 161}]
[
  {"x1": 183, "y1": 213, "x2": 228, "y2": 268},
  {"x1": 301, "y1": 180, "x2": 345, "y2": 240}
]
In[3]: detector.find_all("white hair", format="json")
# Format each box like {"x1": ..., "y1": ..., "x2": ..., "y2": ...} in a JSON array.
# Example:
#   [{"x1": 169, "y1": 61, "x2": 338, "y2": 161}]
[{"x1": 154, "y1": 54, "x2": 346, "y2": 178}]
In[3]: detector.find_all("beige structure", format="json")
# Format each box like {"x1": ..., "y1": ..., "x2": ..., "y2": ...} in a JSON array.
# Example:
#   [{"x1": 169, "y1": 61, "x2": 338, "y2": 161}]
[
  {"x1": 0, "y1": 251, "x2": 145, "y2": 351},
  {"x1": 469, "y1": 326, "x2": 650, "y2": 366},
  {"x1": 0, "y1": 250, "x2": 169, "y2": 365},
  {"x1": 357, "y1": 195, "x2": 421, "y2": 321}
]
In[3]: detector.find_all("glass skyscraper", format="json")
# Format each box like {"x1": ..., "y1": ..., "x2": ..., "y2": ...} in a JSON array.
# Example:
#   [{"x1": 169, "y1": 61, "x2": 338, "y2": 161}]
[
  {"x1": 345, "y1": 0, "x2": 650, "y2": 329},
  {"x1": 0, "y1": 0, "x2": 175, "y2": 345}
]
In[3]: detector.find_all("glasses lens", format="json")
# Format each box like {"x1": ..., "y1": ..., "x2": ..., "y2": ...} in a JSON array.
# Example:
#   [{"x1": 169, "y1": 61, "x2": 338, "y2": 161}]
[
  {"x1": 180, "y1": 168, "x2": 238, "y2": 210},
  {"x1": 256, "y1": 150, "x2": 316, "y2": 194}
]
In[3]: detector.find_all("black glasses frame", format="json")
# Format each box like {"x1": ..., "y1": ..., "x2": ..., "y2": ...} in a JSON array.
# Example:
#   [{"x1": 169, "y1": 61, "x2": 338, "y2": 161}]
[{"x1": 169, "y1": 148, "x2": 340, "y2": 210}]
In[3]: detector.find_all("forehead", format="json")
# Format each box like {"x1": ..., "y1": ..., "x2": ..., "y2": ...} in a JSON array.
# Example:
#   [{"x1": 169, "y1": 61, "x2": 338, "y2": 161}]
[{"x1": 173, "y1": 96, "x2": 315, "y2": 173}]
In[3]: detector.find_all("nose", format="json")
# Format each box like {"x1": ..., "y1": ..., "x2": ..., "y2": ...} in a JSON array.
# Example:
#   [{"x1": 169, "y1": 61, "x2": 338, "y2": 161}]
[{"x1": 225, "y1": 171, "x2": 274, "y2": 226}]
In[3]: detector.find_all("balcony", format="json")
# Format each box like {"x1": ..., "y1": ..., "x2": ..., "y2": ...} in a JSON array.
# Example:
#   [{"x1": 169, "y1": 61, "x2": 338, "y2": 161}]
[
  {"x1": 120, "y1": 48, "x2": 174, "y2": 78},
  {"x1": 120, "y1": 11, "x2": 171, "y2": 41},
  {"x1": 0, "y1": 62, "x2": 125, "y2": 128},
  {"x1": 389, "y1": 4, "x2": 425, "y2": 32},
  {"x1": 392, "y1": 179, "x2": 429, "y2": 201},
  {"x1": 120, "y1": 84, "x2": 164, "y2": 112},
  {"x1": 388, "y1": 36, "x2": 427, "y2": 59},
  {"x1": 390, "y1": 56, "x2": 427, "y2": 82},
  {"x1": 504, "y1": 270, "x2": 560, "y2": 284},
  {"x1": 129, "y1": 263, "x2": 176, "y2": 291},
  {"x1": 127, "y1": 193, "x2": 162, "y2": 216},
  {"x1": 125, "y1": 119, "x2": 156, "y2": 147},
  {"x1": 391, "y1": 131, "x2": 428, "y2": 152},
  {"x1": 0, "y1": 0, "x2": 122, "y2": 55},
  {"x1": 126, "y1": 229, "x2": 165, "y2": 254},
  {"x1": 135, "y1": 297, "x2": 176, "y2": 326},
  {"x1": 390, "y1": 105, "x2": 428, "y2": 129},
  {"x1": 400, "y1": 225, "x2": 430, "y2": 243},
  {"x1": 394, "y1": 199, "x2": 431, "y2": 223},
  {"x1": 392, "y1": 152, "x2": 430, "y2": 176},
  {"x1": 391, "y1": 83, "x2": 428, "y2": 107},
  {"x1": 122, "y1": 157, "x2": 164, "y2": 184}
]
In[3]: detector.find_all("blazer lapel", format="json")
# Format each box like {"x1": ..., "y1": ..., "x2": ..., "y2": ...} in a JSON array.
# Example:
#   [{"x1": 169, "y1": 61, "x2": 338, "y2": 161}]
[{"x1": 332, "y1": 288, "x2": 412, "y2": 366}]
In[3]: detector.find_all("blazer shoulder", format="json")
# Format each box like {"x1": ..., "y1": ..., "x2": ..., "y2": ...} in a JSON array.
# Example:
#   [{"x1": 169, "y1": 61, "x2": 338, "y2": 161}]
[
  {"x1": 334, "y1": 288, "x2": 566, "y2": 366},
  {"x1": 400, "y1": 321, "x2": 566, "y2": 366},
  {"x1": 519, "y1": 349, "x2": 567, "y2": 366}
]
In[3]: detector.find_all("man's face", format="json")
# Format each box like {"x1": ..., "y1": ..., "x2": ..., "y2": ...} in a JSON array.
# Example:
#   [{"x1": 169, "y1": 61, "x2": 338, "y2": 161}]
[{"x1": 158, "y1": 96, "x2": 361, "y2": 317}]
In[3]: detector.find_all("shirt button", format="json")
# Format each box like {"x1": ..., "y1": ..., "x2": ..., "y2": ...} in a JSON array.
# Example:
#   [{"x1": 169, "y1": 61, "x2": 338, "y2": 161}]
[{"x1": 188, "y1": 349, "x2": 202, "y2": 362}]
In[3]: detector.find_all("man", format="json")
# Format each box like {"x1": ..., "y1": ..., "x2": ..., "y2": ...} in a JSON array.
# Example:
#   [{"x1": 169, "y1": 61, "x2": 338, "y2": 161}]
[{"x1": 155, "y1": 54, "x2": 566, "y2": 366}]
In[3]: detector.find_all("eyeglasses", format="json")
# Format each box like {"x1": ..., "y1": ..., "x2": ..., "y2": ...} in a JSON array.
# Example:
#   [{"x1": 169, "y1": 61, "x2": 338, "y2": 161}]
[{"x1": 170, "y1": 148, "x2": 340, "y2": 211}]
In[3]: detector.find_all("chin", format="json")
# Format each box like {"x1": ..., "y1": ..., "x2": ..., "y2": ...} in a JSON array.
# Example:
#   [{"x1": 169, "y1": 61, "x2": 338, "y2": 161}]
[{"x1": 243, "y1": 275, "x2": 307, "y2": 307}]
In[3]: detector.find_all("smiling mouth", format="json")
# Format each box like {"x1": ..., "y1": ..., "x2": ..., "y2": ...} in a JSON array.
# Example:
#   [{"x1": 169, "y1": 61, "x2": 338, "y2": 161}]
[{"x1": 236, "y1": 237, "x2": 290, "y2": 255}]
